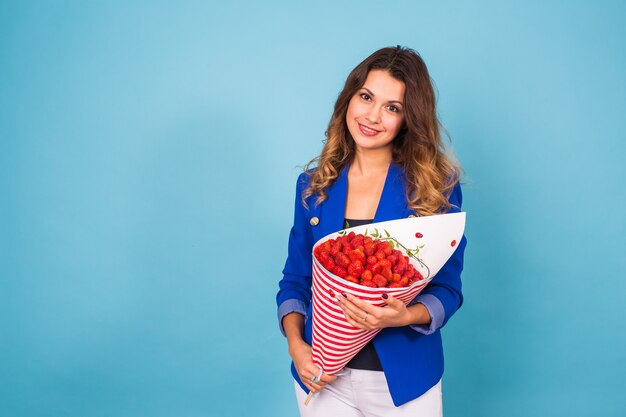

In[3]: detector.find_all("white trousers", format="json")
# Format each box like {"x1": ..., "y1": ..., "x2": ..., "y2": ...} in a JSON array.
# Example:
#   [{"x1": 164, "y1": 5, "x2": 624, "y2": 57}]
[{"x1": 294, "y1": 368, "x2": 443, "y2": 417}]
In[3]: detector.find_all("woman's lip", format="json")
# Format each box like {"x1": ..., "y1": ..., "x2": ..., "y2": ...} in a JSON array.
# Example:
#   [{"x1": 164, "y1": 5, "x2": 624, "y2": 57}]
[{"x1": 358, "y1": 123, "x2": 380, "y2": 136}]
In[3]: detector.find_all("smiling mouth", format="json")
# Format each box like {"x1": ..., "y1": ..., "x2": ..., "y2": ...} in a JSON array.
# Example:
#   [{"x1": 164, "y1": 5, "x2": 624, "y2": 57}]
[{"x1": 358, "y1": 123, "x2": 380, "y2": 136}]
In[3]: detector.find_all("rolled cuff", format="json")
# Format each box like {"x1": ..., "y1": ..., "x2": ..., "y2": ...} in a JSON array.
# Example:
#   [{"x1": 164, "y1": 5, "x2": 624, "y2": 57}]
[
  {"x1": 408, "y1": 294, "x2": 445, "y2": 335},
  {"x1": 277, "y1": 299, "x2": 307, "y2": 337}
]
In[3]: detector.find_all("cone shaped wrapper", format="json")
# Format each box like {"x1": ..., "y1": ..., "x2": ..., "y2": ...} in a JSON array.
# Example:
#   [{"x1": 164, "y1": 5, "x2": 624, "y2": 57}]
[{"x1": 310, "y1": 212, "x2": 466, "y2": 375}]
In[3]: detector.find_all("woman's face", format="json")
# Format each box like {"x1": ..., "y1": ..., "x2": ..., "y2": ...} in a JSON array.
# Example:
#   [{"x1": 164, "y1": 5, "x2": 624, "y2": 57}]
[{"x1": 346, "y1": 69, "x2": 405, "y2": 154}]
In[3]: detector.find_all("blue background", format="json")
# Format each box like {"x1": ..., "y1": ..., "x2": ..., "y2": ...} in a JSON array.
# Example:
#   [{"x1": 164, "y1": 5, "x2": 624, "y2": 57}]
[{"x1": 2, "y1": 1, "x2": 625, "y2": 416}]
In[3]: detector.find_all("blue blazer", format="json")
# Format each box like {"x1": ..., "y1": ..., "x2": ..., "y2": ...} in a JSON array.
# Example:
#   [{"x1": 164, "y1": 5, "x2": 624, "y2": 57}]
[{"x1": 277, "y1": 163, "x2": 467, "y2": 406}]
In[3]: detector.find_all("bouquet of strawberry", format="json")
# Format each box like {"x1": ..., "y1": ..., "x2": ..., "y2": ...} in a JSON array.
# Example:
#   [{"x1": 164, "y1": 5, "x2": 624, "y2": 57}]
[{"x1": 308, "y1": 213, "x2": 465, "y2": 379}]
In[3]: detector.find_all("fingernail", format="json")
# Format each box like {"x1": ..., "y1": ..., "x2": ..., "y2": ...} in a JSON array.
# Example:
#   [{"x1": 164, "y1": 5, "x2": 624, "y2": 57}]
[
  {"x1": 381, "y1": 293, "x2": 388, "y2": 299},
  {"x1": 341, "y1": 292, "x2": 347, "y2": 297}
]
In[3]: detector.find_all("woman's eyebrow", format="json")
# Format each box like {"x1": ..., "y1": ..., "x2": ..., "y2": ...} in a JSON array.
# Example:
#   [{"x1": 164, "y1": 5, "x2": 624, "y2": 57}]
[{"x1": 361, "y1": 87, "x2": 403, "y2": 105}]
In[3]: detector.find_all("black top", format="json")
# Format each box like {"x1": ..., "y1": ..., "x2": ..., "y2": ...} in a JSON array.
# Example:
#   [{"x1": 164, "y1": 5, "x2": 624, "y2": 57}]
[{"x1": 343, "y1": 218, "x2": 383, "y2": 372}]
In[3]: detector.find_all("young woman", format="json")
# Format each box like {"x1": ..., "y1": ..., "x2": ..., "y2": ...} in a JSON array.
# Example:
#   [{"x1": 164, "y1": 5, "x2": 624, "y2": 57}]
[{"x1": 276, "y1": 46, "x2": 466, "y2": 416}]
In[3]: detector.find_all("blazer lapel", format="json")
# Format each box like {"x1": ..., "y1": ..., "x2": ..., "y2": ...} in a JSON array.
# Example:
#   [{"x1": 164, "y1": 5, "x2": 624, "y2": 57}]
[
  {"x1": 373, "y1": 163, "x2": 410, "y2": 222},
  {"x1": 320, "y1": 165, "x2": 349, "y2": 237}
]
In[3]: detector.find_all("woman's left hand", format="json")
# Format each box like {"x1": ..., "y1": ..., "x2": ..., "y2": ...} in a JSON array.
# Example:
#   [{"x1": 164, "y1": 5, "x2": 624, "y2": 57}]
[{"x1": 336, "y1": 293, "x2": 413, "y2": 330}]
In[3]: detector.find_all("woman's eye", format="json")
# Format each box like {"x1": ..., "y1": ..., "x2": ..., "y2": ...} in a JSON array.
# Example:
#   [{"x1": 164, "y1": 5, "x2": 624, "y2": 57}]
[
  {"x1": 360, "y1": 93, "x2": 371, "y2": 101},
  {"x1": 388, "y1": 105, "x2": 400, "y2": 113}
]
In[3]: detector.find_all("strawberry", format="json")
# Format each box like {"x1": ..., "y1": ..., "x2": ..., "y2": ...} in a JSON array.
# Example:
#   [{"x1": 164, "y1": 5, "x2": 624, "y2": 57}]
[
  {"x1": 345, "y1": 275, "x2": 358, "y2": 284},
  {"x1": 405, "y1": 267, "x2": 415, "y2": 279},
  {"x1": 333, "y1": 265, "x2": 347, "y2": 278},
  {"x1": 360, "y1": 270, "x2": 373, "y2": 282},
  {"x1": 348, "y1": 249, "x2": 366, "y2": 264},
  {"x1": 381, "y1": 267, "x2": 393, "y2": 280},
  {"x1": 348, "y1": 261, "x2": 364, "y2": 278},
  {"x1": 336, "y1": 252, "x2": 351, "y2": 268},
  {"x1": 323, "y1": 258, "x2": 335, "y2": 271},
  {"x1": 351, "y1": 237, "x2": 364, "y2": 249},
  {"x1": 392, "y1": 263, "x2": 406, "y2": 275},
  {"x1": 373, "y1": 274, "x2": 388, "y2": 288},
  {"x1": 378, "y1": 259, "x2": 391, "y2": 270},
  {"x1": 366, "y1": 255, "x2": 378, "y2": 265}
]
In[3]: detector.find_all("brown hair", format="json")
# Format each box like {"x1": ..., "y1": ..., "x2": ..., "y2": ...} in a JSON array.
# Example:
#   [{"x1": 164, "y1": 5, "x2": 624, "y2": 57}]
[{"x1": 302, "y1": 46, "x2": 460, "y2": 216}]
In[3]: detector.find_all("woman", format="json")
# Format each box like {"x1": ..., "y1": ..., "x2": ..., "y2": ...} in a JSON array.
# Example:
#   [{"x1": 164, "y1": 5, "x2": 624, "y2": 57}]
[{"x1": 276, "y1": 46, "x2": 466, "y2": 416}]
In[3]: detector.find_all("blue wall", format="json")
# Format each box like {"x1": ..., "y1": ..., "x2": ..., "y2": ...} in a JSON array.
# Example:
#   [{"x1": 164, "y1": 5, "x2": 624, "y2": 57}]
[{"x1": 2, "y1": 1, "x2": 625, "y2": 416}]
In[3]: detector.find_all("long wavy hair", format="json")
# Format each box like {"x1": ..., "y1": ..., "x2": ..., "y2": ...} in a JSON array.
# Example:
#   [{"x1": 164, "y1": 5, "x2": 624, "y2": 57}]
[{"x1": 302, "y1": 46, "x2": 460, "y2": 216}]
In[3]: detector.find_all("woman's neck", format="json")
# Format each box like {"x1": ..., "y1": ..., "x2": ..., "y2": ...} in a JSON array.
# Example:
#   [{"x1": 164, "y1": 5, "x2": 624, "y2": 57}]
[{"x1": 350, "y1": 148, "x2": 392, "y2": 177}]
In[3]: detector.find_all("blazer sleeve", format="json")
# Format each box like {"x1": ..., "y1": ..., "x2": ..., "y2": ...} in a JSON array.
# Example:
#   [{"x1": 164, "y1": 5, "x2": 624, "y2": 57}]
[
  {"x1": 410, "y1": 181, "x2": 467, "y2": 331},
  {"x1": 276, "y1": 173, "x2": 315, "y2": 333}
]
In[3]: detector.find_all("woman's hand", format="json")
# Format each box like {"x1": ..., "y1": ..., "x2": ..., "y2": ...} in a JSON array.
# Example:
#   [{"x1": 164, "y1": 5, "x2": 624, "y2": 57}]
[
  {"x1": 336, "y1": 292, "x2": 431, "y2": 330},
  {"x1": 282, "y1": 312, "x2": 336, "y2": 393},
  {"x1": 289, "y1": 340, "x2": 337, "y2": 393}
]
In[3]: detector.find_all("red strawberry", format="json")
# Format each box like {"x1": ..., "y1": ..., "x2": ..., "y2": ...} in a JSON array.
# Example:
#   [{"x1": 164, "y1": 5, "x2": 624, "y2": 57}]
[
  {"x1": 375, "y1": 250, "x2": 385, "y2": 261},
  {"x1": 405, "y1": 267, "x2": 415, "y2": 279},
  {"x1": 351, "y1": 237, "x2": 364, "y2": 249},
  {"x1": 414, "y1": 270, "x2": 424, "y2": 281},
  {"x1": 367, "y1": 255, "x2": 378, "y2": 265},
  {"x1": 361, "y1": 270, "x2": 373, "y2": 282},
  {"x1": 348, "y1": 261, "x2": 364, "y2": 278},
  {"x1": 378, "y1": 259, "x2": 391, "y2": 270},
  {"x1": 361, "y1": 280, "x2": 377, "y2": 288},
  {"x1": 381, "y1": 267, "x2": 392, "y2": 280},
  {"x1": 333, "y1": 266, "x2": 347, "y2": 278},
  {"x1": 392, "y1": 263, "x2": 406, "y2": 275},
  {"x1": 373, "y1": 274, "x2": 388, "y2": 288},
  {"x1": 348, "y1": 249, "x2": 366, "y2": 264},
  {"x1": 372, "y1": 262, "x2": 383, "y2": 275},
  {"x1": 323, "y1": 258, "x2": 335, "y2": 271},
  {"x1": 336, "y1": 252, "x2": 350, "y2": 268},
  {"x1": 345, "y1": 275, "x2": 358, "y2": 283},
  {"x1": 415, "y1": 232, "x2": 423, "y2": 238}
]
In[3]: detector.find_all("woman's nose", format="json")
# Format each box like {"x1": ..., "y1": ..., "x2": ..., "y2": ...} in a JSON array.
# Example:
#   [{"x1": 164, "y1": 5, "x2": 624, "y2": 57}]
[{"x1": 365, "y1": 106, "x2": 381, "y2": 123}]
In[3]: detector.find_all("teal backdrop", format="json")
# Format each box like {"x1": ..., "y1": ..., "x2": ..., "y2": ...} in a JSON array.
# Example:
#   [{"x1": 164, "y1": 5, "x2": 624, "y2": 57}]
[{"x1": 2, "y1": 1, "x2": 625, "y2": 416}]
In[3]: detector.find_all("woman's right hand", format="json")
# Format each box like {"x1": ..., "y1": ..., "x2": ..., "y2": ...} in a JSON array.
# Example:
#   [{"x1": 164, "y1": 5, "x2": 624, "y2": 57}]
[{"x1": 289, "y1": 340, "x2": 337, "y2": 393}]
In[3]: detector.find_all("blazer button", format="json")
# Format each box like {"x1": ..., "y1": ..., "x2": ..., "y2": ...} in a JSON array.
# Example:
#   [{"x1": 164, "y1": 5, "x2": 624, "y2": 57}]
[
  {"x1": 408, "y1": 214, "x2": 416, "y2": 218},
  {"x1": 310, "y1": 217, "x2": 320, "y2": 226}
]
